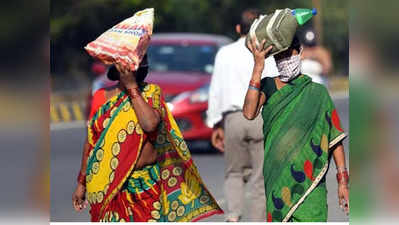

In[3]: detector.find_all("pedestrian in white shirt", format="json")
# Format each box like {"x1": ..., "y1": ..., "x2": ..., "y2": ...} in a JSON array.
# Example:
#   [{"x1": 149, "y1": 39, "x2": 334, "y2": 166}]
[{"x1": 207, "y1": 9, "x2": 279, "y2": 222}]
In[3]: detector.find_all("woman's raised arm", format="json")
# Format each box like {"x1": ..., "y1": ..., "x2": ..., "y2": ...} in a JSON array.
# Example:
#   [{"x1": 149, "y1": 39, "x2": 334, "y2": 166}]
[
  {"x1": 116, "y1": 63, "x2": 161, "y2": 132},
  {"x1": 243, "y1": 38, "x2": 272, "y2": 120}
]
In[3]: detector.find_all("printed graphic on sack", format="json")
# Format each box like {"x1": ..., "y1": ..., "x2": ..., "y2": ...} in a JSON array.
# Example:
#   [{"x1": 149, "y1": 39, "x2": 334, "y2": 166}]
[{"x1": 85, "y1": 8, "x2": 154, "y2": 71}]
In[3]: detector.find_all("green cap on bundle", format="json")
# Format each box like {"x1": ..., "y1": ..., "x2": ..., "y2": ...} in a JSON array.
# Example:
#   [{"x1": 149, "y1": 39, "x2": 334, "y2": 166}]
[
  {"x1": 246, "y1": 8, "x2": 317, "y2": 56},
  {"x1": 292, "y1": 8, "x2": 317, "y2": 26}
]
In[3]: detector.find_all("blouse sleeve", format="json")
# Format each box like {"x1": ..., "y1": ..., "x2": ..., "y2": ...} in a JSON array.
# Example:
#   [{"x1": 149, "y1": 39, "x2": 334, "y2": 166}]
[
  {"x1": 260, "y1": 77, "x2": 277, "y2": 99},
  {"x1": 89, "y1": 89, "x2": 106, "y2": 120},
  {"x1": 146, "y1": 84, "x2": 162, "y2": 113}
]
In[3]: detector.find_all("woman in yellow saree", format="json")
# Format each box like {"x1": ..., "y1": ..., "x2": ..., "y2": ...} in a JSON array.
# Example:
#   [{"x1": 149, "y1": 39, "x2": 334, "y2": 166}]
[{"x1": 72, "y1": 56, "x2": 223, "y2": 222}]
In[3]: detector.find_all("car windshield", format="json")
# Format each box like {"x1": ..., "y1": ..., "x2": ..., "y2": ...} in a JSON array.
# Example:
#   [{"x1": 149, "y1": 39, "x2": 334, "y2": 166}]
[{"x1": 147, "y1": 44, "x2": 218, "y2": 74}]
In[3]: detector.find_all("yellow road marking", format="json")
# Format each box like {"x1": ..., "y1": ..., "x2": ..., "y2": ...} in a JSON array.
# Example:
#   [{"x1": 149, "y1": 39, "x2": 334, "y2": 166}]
[
  {"x1": 72, "y1": 102, "x2": 84, "y2": 121},
  {"x1": 59, "y1": 103, "x2": 71, "y2": 122},
  {"x1": 50, "y1": 105, "x2": 60, "y2": 123}
]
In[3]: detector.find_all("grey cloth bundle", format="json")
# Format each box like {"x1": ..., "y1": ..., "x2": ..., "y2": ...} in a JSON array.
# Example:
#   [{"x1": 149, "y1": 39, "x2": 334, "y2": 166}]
[{"x1": 246, "y1": 8, "x2": 298, "y2": 56}]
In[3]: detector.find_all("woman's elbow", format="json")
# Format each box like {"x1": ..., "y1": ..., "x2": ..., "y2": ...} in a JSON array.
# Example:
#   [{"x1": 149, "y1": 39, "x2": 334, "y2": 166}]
[
  {"x1": 243, "y1": 111, "x2": 256, "y2": 120},
  {"x1": 141, "y1": 118, "x2": 160, "y2": 132}
]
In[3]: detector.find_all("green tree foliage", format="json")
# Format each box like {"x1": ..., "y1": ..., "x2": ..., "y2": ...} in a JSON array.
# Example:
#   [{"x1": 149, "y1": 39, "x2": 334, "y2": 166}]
[{"x1": 51, "y1": 0, "x2": 347, "y2": 75}]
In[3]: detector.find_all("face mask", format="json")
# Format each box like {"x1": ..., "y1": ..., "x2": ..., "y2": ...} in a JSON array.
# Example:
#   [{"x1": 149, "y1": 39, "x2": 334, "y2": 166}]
[
  {"x1": 276, "y1": 54, "x2": 302, "y2": 82},
  {"x1": 106, "y1": 64, "x2": 148, "y2": 82}
]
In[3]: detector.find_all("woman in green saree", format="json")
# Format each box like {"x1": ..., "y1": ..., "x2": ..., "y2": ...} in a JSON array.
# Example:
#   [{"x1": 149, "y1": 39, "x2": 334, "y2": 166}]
[{"x1": 242, "y1": 36, "x2": 349, "y2": 222}]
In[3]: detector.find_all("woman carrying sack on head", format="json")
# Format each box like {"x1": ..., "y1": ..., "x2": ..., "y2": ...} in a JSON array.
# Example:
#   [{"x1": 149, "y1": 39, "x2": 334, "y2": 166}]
[
  {"x1": 72, "y1": 54, "x2": 223, "y2": 222},
  {"x1": 72, "y1": 8, "x2": 222, "y2": 222},
  {"x1": 242, "y1": 34, "x2": 349, "y2": 222}
]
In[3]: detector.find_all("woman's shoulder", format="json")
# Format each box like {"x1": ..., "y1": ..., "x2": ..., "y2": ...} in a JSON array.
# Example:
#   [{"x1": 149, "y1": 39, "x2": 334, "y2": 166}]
[
  {"x1": 309, "y1": 81, "x2": 330, "y2": 97},
  {"x1": 89, "y1": 88, "x2": 107, "y2": 119},
  {"x1": 144, "y1": 82, "x2": 160, "y2": 88},
  {"x1": 92, "y1": 88, "x2": 106, "y2": 102},
  {"x1": 260, "y1": 77, "x2": 277, "y2": 96},
  {"x1": 260, "y1": 77, "x2": 275, "y2": 88},
  {"x1": 143, "y1": 82, "x2": 161, "y2": 93},
  {"x1": 261, "y1": 77, "x2": 275, "y2": 83},
  {"x1": 310, "y1": 81, "x2": 328, "y2": 91}
]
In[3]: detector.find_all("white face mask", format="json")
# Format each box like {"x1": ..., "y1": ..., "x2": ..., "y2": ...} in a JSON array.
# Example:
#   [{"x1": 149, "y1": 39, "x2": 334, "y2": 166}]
[{"x1": 276, "y1": 54, "x2": 302, "y2": 82}]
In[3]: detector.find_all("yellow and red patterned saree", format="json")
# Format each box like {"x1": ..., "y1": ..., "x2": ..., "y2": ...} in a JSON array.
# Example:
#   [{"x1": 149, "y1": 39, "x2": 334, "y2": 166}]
[{"x1": 85, "y1": 83, "x2": 223, "y2": 222}]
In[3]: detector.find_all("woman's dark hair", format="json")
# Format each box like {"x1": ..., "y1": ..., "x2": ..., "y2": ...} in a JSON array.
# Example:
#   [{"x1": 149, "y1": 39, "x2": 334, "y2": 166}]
[
  {"x1": 107, "y1": 65, "x2": 119, "y2": 81},
  {"x1": 239, "y1": 9, "x2": 261, "y2": 35},
  {"x1": 290, "y1": 34, "x2": 302, "y2": 53},
  {"x1": 136, "y1": 54, "x2": 149, "y2": 83},
  {"x1": 106, "y1": 54, "x2": 149, "y2": 82}
]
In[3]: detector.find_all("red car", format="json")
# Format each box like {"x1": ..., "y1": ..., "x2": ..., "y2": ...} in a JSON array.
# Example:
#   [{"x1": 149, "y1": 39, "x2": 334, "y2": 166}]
[
  {"x1": 147, "y1": 33, "x2": 231, "y2": 151},
  {"x1": 87, "y1": 33, "x2": 232, "y2": 151}
]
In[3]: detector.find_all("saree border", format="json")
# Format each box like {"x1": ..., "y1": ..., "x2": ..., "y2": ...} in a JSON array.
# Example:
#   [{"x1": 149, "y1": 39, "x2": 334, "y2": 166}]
[
  {"x1": 328, "y1": 133, "x2": 347, "y2": 149},
  {"x1": 163, "y1": 102, "x2": 224, "y2": 221},
  {"x1": 86, "y1": 92, "x2": 127, "y2": 172},
  {"x1": 190, "y1": 206, "x2": 224, "y2": 222},
  {"x1": 99, "y1": 135, "x2": 144, "y2": 218},
  {"x1": 98, "y1": 92, "x2": 148, "y2": 218},
  {"x1": 282, "y1": 133, "x2": 347, "y2": 222}
]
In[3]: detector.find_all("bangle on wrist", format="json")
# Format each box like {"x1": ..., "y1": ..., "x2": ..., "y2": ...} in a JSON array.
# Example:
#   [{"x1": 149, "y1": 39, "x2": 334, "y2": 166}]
[
  {"x1": 336, "y1": 166, "x2": 347, "y2": 170},
  {"x1": 249, "y1": 80, "x2": 261, "y2": 89},
  {"x1": 77, "y1": 171, "x2": 86, "y2": 185},
  {"x1": 248, "y1": 85, "x2": 260, "y2": 91},
  {"x1": 336, "y1": 170, "x2": 349, "y2": 185},
  {"x1": 336, "y1": 166, "x2": 347, "y2": 173}
]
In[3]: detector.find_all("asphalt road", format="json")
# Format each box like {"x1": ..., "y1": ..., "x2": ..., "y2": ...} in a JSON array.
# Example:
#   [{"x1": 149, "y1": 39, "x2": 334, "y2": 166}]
[{"x1": 50, "y1": 97, "x2": 349, "y2": 222}]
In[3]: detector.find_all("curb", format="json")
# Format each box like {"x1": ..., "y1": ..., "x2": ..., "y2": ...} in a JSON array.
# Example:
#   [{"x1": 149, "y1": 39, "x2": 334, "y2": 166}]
[
  {"x1": 50, "y1": 101, "x2": 86, "y2": 123},
  {"x1": 50, "y1": 77, "x2": 349, "y2": 127},
  {"x1": 50, "y1": 120, "x2": 86, "y2": 131},
  {"x1": 50, "y1": 94, "x2": 348, "y2": 131}
]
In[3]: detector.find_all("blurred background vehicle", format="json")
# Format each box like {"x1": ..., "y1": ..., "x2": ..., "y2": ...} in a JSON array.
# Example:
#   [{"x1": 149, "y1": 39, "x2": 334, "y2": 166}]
[
  {"x1": 166, "y1": 83, "x2": 212, "y2": 151},
  {"x1": 86, "y1": 33, "x2": 232, "y2": 152}
]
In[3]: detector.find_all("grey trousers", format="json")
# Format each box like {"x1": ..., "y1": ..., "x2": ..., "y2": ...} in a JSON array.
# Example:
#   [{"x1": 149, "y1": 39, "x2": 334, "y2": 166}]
[{"x1": 223, "y1": 111, "x2": 266, "y2": 221}]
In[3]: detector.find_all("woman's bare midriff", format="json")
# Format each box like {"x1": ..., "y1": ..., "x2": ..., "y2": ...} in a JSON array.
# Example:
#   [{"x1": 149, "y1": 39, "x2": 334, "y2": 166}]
[
  {"x1": 104, "y1": 87, "x2": 158, "y2": 170},
  {"x1": 135, "y1": 140, "x2": 157, "y2": 169}
]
